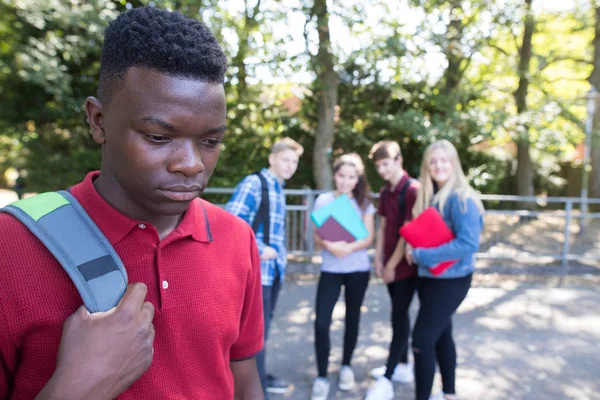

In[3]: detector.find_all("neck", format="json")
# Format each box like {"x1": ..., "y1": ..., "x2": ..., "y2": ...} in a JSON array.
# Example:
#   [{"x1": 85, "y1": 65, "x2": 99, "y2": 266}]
[
  {"x1": 435, "y1": 179, "x2": 447, "y2": 188},
  {"x1": 433, "y1": 179, "x2": 448, "y2": 195},
  {"x1": 267, "y1": 167, "x2": 284, "y2": 183},
  {"x1": 389, "y1": 169, "x2": 405, "y2": 187},
  {"x1": 94, "y1": 173, "x2": 183, "y2": 240},
  {"x1": 334, "y1": 190, "x2": 353, "y2": 198}
]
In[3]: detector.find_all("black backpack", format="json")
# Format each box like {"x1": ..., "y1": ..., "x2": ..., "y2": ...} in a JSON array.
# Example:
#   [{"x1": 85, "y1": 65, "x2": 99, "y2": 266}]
[{"x1": 250, "y1": 172, "x2": 270, "y2": 245}]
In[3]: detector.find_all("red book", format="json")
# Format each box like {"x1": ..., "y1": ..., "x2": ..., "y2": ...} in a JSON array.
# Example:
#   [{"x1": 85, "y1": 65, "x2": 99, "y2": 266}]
[
  {"x1": 399, "y1": 207, "x2": 457, "y2": 276},
  {"x1": 316, "y1": 216, "x2": 356, "y2": 243}
]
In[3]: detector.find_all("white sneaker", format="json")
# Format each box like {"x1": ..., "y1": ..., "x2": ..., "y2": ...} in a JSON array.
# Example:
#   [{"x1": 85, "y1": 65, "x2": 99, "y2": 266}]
[
  {"x1": 338, "y1": 366, "x2": 355, "y2": 391},
  {"x1": 365, "y1": 377, "x2": 394, "y2": 400},
  {"x1": 370, "y1": 363, "x2": 414, "y2": 384},
  {"x1": 430, "y1": 393, "x2": 456, "y2": 400},
  {"x1": 311, "y1": 377, "x2": 330, "y2": 400}
]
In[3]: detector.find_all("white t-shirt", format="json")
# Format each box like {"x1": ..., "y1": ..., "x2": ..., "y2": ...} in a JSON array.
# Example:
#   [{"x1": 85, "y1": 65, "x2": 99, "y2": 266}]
[{"x1": 313, "y1": 192, "x2": 376, "y2": 274}]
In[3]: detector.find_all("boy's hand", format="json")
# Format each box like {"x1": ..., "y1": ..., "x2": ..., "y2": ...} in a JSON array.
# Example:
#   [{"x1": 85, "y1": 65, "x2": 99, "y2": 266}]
[
  {"x1": 382, "y1": 265, "x2": 395, "y2": 284},
  {"x1": 40, "y1": 283, "x2": 155, "y2": 400},
  {"x1": 374, "y1": 258, "x2": 384, "y2": 278},
  {"x1": 260, "y1": 246, "x2": 278, "y2": 260}
]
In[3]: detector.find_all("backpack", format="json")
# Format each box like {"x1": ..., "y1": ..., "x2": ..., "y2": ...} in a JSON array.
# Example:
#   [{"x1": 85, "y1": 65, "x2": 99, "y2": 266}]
[
  {"x1": 381, "y1": 177, "x2": 417, "y2": 237},
  {"x1": 250, "y1": 172, "x2": 270, "y2": 246},
  {"x1": 0, "y1": 191, "x2": 128, "y2": 313}
]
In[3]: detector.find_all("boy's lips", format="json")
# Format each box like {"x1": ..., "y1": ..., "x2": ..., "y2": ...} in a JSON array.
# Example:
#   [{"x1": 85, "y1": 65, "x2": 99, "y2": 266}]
[{"x1": 159, "y1": 185, "x2": 204, "y2": 201}]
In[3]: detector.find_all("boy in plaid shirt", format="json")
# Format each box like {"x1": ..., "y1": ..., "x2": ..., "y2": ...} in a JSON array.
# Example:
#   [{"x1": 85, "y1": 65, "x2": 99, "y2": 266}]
[{"x1": 226, "y1": 138, "x2": 303, "y2": 398}]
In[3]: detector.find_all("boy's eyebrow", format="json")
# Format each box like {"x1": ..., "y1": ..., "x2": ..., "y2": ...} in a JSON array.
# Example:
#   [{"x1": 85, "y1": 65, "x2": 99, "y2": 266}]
[
  {"x1": 138, "y1": 116, "x2": 176, "y2": 132},
  {"x1": 204, "y1": 125, "x2": 227, "y2": 135},
  {"x1": 137, "y1": 117, "x2": 226, "y2": 135}
]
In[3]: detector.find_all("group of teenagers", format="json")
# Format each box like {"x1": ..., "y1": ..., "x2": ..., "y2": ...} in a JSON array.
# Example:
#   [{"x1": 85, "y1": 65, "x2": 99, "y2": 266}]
[
  {"x1": 0, "y1": 6, "x2": 483, "y2": 400},
  {"x1": 226, "y1": 137, "x2": 484, "y2": 400}
]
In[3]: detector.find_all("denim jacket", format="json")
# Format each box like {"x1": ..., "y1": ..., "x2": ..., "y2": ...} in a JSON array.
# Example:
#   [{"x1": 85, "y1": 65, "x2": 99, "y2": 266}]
[{"x1": 413, "y1": 192, "x2": 483, "y2": 279}]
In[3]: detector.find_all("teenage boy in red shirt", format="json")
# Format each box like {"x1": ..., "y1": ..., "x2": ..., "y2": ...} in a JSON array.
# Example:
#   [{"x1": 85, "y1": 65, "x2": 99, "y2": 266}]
[{"x1": 0, "y1": 7, "x2": 264, "y2": 399}]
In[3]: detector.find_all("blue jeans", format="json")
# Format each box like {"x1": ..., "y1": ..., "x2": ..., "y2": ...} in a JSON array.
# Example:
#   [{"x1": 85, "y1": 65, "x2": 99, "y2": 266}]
[{"x1": 257, "y1": 270, "x2": 282, "y2": 398}]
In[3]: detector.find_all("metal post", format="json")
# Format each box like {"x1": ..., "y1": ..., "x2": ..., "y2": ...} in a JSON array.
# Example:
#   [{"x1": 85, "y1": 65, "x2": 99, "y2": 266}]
[
  {"x1": 561, "y1": 200, "x2": 573, "y2": 276},
  {"x1": 580, "y1": 86, "x2": 598, "y2": 235},
  {"x1": 304, "y1": 187, "x2": 316, "y2": 262}
]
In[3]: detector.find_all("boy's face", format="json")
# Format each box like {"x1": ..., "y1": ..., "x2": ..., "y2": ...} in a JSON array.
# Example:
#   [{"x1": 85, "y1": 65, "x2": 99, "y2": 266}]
[
  {"x1": 374, "y1": 156, "x2": 403, "y2": 182},
  {"x1": 268, "y1": 149, "x2": 300, "y2": 181},
  {"x1": 86, "y1": 67, "x2": 226, "y2": 217}
]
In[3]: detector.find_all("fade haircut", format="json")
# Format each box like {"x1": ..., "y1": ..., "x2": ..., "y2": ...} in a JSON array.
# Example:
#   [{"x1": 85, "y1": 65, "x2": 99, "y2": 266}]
[{"x1": 98, "y1": 6, "x2": 227, "y2": 106}]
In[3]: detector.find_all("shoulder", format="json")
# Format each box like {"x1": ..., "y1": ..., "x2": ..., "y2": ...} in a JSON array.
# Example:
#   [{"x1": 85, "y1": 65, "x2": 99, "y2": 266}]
[
  {"x1": 238, "y1": 174, "x2": 262, "y2": 190},
  {"x1": 0, "y1": 213, "x2": 75, "y2": 323},
  {"x1": 202, "y1": 200, "x2": 254, "y2": 237},
  {"x1": 407, "y1": 176, "x2": 420, "y2": 193},
  {"x1": 364, "y1": 200, "x2": 377, "y2": 215},
  {"x1": 227, "y1": 176, "x2": 262, "y2": 208},
  {"x1": 200, "y1": 200, "x2": 260, "y2": 270},
  {"x1": 0, "y1": 212, "x2": 44, "y2": 251},
  {"x1": 409, "y1": 177, "x2": 421, "y2": 189},
  {"x1": 316, "y1": 191, "x2": 334, "y2": 202},
  {"x1": 314, "y1": 192, "x2": 335, "y2": 208},
  {"x1": 448, "y1": 191, "x2": 481, "y2": 216}
]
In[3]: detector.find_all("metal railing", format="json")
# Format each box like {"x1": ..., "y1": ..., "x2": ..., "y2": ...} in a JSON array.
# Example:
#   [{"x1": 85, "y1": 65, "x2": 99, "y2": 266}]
[{"x1": 203, "y1": 188, "x2": 600, "y2": 274}]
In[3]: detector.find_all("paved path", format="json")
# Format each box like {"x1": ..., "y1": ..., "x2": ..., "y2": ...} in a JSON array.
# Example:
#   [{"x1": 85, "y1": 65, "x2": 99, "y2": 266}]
[{"x1": 267, "y1": 279, "x2": 600, "y2": 400}]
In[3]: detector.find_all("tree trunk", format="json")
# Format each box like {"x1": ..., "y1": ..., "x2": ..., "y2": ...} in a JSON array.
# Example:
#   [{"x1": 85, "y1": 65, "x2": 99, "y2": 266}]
[
  {"x1": 232, "y1": 30, "x2": 249, "y2": 101},
  {"x1": 442, "y1": 13, "x2": 464, "y2": 97},
  {"x1": 232, "y1": 0, "x2": 261, "y2": 103},
  {"x1": 513, "y1": 0, "x2": 535, "y2": 206},
  {"x1": 589, "y1": 4, "x2": 600, "y2": 198},
  {"x1": 311, "y1": 0, "x2": 338, "y2": 190}
]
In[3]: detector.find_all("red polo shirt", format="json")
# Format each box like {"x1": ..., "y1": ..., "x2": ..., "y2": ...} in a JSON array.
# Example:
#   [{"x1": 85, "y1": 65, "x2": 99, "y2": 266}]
[
  {"x1": 377, "y1": 172, "x2": 420, "y2": 281},
  {"x1": 0, "y1": 172, "x2": 264, "y2": 399}
]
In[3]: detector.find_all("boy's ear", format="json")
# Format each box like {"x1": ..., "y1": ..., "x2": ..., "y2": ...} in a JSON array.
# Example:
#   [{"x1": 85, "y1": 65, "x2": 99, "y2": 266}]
[{"x1": 85, "y1": 96, "x2": 106, "y2": 144}]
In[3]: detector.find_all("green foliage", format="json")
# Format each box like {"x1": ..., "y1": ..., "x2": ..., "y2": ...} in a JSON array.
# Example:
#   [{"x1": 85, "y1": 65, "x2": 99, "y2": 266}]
[
  {"x1": 0, "y1": 0, "x2": 594, "y2": 198},
  {"x1": 0, "y1": 0, "x2": 122, "y2": 190}
]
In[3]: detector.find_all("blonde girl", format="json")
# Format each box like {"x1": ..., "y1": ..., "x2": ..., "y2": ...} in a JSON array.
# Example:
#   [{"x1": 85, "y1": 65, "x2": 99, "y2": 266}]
[{"x1": 406, "y1": 140, "x2": 484, "y2": 400}]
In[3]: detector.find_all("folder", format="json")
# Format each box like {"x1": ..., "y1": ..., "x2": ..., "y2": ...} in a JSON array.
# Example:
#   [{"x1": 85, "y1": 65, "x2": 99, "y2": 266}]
[
  {"x1": 399, "y1": 207, "x2": 457, "y2": 276},
  {"x1": 310, "y1": 194, "x2": 368, "y2": 240},
  {"x1": 315, "y1": 216, "x2": 356, "y2": 242}
]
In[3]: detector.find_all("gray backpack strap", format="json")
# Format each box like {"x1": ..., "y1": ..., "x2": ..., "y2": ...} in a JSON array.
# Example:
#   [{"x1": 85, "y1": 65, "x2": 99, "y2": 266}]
[{"x1": 1, "y1": 190, "x2": 128, "y2": 313}]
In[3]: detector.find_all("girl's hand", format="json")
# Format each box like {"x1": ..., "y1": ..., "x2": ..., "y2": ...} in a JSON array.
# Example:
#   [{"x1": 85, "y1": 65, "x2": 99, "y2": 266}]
[
  {"x1": 405, "y1": 245, "x2": 415, "y2": 265},
  {"x1": 328, "y1": 241, "x2": 352, "y2": 258}
]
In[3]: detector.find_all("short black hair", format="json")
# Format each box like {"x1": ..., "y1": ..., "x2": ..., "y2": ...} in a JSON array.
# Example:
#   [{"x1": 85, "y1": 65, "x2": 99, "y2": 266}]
[{"x1": 98, "y1": 6, "x2": 227, "y2": 105}]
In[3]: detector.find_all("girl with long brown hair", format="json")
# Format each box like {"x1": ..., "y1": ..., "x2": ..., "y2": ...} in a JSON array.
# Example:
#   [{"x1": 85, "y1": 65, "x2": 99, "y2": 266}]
[{"x1": 310, "y1": 153, "x2": 376, "y2": 400}]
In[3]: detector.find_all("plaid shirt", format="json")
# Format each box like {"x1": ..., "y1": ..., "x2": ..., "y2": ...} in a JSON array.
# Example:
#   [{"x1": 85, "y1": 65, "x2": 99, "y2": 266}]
[{"x1": 225, "y1": 168, "x2": 287, "y2": 286}]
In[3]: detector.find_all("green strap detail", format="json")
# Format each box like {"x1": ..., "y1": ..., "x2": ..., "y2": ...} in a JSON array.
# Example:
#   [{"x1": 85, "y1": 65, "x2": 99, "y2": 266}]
[{"x1": 11, "y1": 192, "x2": 69, "y2": 221}]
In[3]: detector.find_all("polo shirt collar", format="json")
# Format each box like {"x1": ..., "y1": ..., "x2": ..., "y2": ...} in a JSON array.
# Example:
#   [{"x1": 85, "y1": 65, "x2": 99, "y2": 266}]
[
  {"x1": 70, "y1": 171, "x2": 212, "y2": 245},
  {"x1": 179, "y1": 197, "x2": 213, "y2": 243}
]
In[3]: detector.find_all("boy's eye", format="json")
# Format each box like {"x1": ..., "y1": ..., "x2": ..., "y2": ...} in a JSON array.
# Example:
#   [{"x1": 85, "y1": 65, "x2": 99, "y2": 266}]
[
  {"x1": 146, "y1": 134, "x2": 170, "y2": 143},
  {"x1": 202, "y1": 139, "x2": 222, "y2": 148}
]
